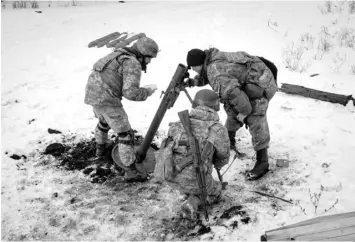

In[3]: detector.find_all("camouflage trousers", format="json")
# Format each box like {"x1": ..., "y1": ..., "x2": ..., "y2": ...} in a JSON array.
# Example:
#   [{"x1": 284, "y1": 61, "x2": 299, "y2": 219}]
[
  {"x1": 92, "y1": 105, "x2": 131, "y2": 144},
  {"x1": 92, "y1": 105, "x2": 134, "y2": 167},
  {"x1": 225, "y1": 97, "x2": 270, "y2": 151},
  {"x1": 166, "y1": 164, "x2": 222, "y2": 198}
]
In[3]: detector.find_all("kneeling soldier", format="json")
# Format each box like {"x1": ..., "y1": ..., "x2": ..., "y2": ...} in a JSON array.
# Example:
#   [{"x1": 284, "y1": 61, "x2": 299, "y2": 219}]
[{"x1": 155, "y1": 89, "x2": 230, "y2": 219}]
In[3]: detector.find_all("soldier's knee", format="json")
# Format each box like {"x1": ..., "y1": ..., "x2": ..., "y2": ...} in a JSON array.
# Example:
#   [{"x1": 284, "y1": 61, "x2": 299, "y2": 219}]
[
  {"x1": 116, "y1": 129, "x2": 135, "y2": 145},
  {"x1": 110, "y1": 121, "x2": 131, "y2": 134},
  {"x1": 96, "y1": 121, "x2": 110, "y2": 133},
  {"x1": 118, "y1": 129, "x2": 133, "y2": 138}
]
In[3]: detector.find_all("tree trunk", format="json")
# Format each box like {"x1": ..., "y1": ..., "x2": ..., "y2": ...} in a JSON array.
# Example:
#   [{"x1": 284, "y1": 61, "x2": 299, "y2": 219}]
[{"x1": 278, "y1": 83, "x2": 354, "y2": 106}]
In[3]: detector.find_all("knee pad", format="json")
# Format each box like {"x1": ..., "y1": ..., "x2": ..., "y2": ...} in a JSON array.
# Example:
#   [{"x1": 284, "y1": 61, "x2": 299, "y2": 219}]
[
  {"x1": 97, "y1": 121, "x2": 110, "y2": 133},
  {"x1": 116, "y1": 129, "x2": 135, "y2": 146}
]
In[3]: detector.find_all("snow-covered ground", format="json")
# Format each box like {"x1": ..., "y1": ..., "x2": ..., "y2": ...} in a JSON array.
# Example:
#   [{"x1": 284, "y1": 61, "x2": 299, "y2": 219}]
[{"x1": 1, "y1": 1, "x2": 355, "y2": 240}]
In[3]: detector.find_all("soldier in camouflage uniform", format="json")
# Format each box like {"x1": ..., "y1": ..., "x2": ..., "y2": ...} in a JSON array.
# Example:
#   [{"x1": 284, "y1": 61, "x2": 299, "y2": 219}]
[
  {"x1": 186, "y1": 48, "x2": 278, "y2": 180},
  {"x1": 84, "y1": 37, "x2": 159, "y2": 182},
  {"x1": 156, "y1": 89, "x2": 230, "y2": 219}
]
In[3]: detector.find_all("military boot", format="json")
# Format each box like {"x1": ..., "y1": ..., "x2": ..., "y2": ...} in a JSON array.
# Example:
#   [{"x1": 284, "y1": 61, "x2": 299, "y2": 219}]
[
  {"x1": 228, "y1": 131, "x2": 246, "y2": 158},
  {"x1": 228, "y1": 131, "x2": 237, "y2": 150},
  {"x1": 246, "y1": 148, "x2": 269, "y2": 180},
  {"x1": 124, "y1": 163, "x2": 148, "y2": 182},
  {"x1": 95, "y1": 140, "x2": 114, "y2": 158},
  {"x1": 96, "y1": 143, "x2": 106, "y2": 157},
  {"x1": 181, "y1": 195, "x2": 201, "y2": 220}
]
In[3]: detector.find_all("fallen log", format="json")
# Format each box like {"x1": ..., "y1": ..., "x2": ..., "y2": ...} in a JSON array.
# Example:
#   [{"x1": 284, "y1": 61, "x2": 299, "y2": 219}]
[
  {"x1": 278, "y1": 83, "x2": 355, "y2": 106},
  {"x1": 261, "y1": 211, "x2": 355, "y2": 241}
]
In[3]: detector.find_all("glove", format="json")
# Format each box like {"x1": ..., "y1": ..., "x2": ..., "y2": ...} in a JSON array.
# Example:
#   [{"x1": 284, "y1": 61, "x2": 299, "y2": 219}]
[
  {"x1": 236, "y1": 113, "x2": 247, "y2": 123},
  {"x1": 186, "y1": 78, "x2": 195, "y2": 87},
  {"x1": 186, "y1": 78, "x2": 199, "y2": 87}
]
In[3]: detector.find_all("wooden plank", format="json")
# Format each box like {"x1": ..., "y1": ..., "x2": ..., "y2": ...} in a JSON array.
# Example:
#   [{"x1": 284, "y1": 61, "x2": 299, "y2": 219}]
[
  {"x1": 268, "y1": 212, "x2": 355, "y2": 232},
  {"x1": 266, "y1": 216, "x2": 355, "y2": 240},
  {"x1": 278, "y1": 83, "x2": 354, "y2": 106},
  {"x1": 295, "y1": 225, "x2": 355, "y2": 241},
  {"x1": 321, "y1": 232, "x2": 355, "y2": 241}
]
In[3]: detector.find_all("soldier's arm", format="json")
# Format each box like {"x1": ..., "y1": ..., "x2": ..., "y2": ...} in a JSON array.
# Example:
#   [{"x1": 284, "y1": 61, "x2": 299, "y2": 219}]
[
  {"x1": 122, "y1": 58, "x2": 149, "y2": 101},
  {"x1": 209, "y1": 124, "x2": 230, "y2": 169},
  {"x1": 192, "y1": 74, "x2": 209, "y2": 87},
  {"x1": 207, "y1": 63, "x2": 252, "y2": 115}
]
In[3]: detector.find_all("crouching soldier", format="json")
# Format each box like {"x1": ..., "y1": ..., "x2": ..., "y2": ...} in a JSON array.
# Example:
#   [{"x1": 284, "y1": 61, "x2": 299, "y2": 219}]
[
  {"x1": 185, "y1": 48, "x2": 278, "y2": 180},
  {"x1": 154, "y1": 89, "x2": 230, "y2": 219},
  {"x1": 84, "y1": 37, "x2": 159, "y2": 182}
]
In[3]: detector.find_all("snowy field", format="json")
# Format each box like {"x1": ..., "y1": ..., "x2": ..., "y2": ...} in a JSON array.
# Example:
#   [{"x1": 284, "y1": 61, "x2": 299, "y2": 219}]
[{"x1": 1, "y1": 1, "x2": 355, "y2": 240}]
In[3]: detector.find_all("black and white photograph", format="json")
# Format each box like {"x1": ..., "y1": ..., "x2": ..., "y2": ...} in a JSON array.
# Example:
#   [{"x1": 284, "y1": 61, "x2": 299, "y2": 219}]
[{"x1": 1, "y1": 0, "x2": 355, "y2": 240}]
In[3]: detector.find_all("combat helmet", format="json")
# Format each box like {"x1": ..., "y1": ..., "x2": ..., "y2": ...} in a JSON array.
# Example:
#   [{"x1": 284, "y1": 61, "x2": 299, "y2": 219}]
[
  {"x1": 193, "y1": 89, "x2": 220, "y2": 111},
  {"x1": 133, "y1": 37, "x2": 159, "y2": 58}
]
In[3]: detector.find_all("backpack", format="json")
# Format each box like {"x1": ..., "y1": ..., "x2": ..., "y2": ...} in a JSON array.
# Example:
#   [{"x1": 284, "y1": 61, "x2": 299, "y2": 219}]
[
  {"x1": 154, "y1": 138, "x2": 175, "y2": 182},
  {"x1": 257, "y1": 56, "x2": 278, "y2": 82},
  {"x1": 212, "y1": 51, "x2": 278, "y2": 101}
]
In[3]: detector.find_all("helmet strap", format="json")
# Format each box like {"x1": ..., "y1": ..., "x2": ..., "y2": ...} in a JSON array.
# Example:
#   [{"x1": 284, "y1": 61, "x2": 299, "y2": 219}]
[
  {"x1": 123, "y1": 47, "x2": 147, "y2": 73},
  {"x1": 141, "y1": 61, "x2": 147, "y2": 73}
]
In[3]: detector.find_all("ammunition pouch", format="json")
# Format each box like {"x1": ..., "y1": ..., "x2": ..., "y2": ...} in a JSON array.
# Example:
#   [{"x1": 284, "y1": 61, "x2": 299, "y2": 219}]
[
  {"x1": 250, "y1": 97, "x2": 269, "y2": 116},
  {"x1": 221, "y1": 95, "x2": 241, "y2": 118},
  {"x1": 244, "y1": 83, "x2": 265, "y2": 99},
  {"x1": 154, "y1": 137, "x2": 175, "y2": 182}
]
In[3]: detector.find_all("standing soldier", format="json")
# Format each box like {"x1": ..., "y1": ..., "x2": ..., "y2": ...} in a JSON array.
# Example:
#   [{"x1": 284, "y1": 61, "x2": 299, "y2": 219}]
[
  {"x1": 84, "y1": 37, "x2": 159, "y2": 182},
  {"x1": 185, "y1": 48, "x2": 278, "y2": 180},
  {"x1": 155, "y1": 89, "x2": 230, "y2": 219}
]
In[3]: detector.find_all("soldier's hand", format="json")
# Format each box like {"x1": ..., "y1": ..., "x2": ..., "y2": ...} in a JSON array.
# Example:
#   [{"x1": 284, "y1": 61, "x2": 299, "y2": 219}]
[
  {"x1": 236, "y1": 113, "x2": 247, "y2": 123},
  {"x1": 186, "y1": 78, "x2": 198, "y2": 87}
]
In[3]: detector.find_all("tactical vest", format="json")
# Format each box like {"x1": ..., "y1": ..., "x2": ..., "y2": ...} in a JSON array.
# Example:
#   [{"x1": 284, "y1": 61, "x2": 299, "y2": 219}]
[{"x1": 92, "y1": 51, "x2": 132, "y2": 99}]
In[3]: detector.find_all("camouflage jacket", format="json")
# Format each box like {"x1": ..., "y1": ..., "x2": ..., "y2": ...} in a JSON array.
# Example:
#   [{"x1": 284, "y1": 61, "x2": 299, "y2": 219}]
[
  {"x1": 167, "y1": 106, "x2": 230, "y2": 174},
  {"x1": 84, "y1": 49, "x2": 149, "y2": 106},
  {"x1": 196, "y1": 48, "x2": 277, "y2": 116}
]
